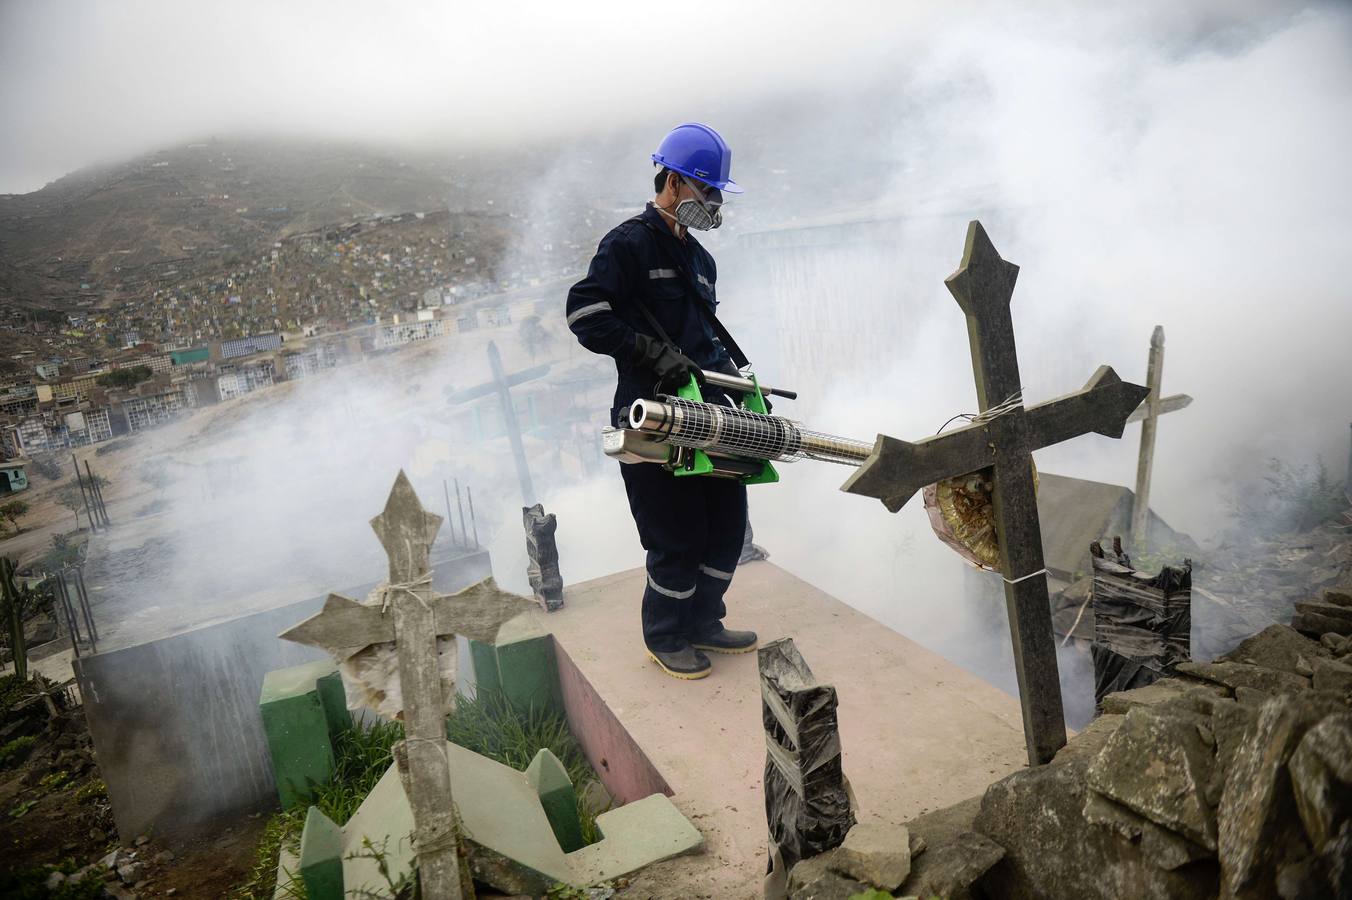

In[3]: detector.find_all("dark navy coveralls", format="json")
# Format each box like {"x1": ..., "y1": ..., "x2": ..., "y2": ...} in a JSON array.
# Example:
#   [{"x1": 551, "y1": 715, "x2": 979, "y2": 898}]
[{"x1": 566, "y1": 203, "x2": 748, "y2": 653}]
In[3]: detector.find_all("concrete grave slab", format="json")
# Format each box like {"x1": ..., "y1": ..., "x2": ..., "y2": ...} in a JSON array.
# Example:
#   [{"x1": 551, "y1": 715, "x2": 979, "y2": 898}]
[
  {"x1": 568, "y1": 794, "x2": 703, "y2": 884},
  {"x1": 334, "y1": 741, "x2": 701, "y2": 896},
  {"x1": 541, "y1": 561, "x2": 1028, "y2": 897}
]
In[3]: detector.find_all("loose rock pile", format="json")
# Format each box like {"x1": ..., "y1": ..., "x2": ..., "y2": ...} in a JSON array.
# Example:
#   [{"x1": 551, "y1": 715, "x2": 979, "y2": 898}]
[
  {"x1": 784, "y1": 815, "x2": 1005, "y2": 900},
  {"x1": 976, "y1": 607, "x2": 1352, "y2": 900},
  {"x1": 782, "y1": 601, "x2": 1352, "y2": 899}
]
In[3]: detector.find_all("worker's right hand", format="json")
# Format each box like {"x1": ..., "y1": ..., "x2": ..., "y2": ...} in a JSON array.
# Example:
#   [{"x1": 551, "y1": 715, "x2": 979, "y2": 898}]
[{"x1": 632, "y1": 334, "x2": 702, "y2": 393}]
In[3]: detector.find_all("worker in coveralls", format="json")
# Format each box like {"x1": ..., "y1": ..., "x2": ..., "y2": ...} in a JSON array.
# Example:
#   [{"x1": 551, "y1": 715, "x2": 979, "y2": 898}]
[{"x1": 565, "y1": 123, "x2": 757, "y2": 679}]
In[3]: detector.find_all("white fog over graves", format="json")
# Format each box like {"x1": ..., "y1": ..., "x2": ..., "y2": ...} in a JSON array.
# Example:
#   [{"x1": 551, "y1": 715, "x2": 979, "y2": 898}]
[{"x1": 3, "y1": 0, "x2": 1349, "y2": 707}]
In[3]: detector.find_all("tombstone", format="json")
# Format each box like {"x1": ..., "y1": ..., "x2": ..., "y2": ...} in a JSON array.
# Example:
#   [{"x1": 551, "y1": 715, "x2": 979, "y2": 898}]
[
  {"x1": 1088, "y1": 537, "x2": 1192, "y2": 712},
  {"x1": 842, "y1": 221, "x2": 1149, "y2": 765},
  {"x1": 523, "y1": 503, "x2": 564, "y2": 611},
  {"x1": 759, "y1": 638, "x2": 854, "y2": 883},
  {"x1": 280, "y1": 471, "x2": 538, "y2": 899}
]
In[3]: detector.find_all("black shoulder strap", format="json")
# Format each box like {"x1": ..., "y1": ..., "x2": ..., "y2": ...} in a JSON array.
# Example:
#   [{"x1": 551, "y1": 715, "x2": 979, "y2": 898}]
[{"x1": 624, "y1": 214, "x2": 753, "y2": 369}]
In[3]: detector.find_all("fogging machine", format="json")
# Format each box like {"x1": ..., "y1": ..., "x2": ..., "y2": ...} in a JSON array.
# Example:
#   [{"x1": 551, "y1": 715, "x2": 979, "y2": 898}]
[{"x1": 602, "y1": 369, "x2": 873, "y2": 483}]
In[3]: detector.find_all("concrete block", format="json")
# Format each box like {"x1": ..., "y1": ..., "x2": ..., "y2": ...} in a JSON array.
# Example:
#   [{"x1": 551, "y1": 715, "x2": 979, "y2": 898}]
[
  {"x1": 569, "y1": 793, "x2": 704, "y2": 884},
  {"x1": 299, "y1": 806, "x2": 344, "y2": 900},
  {"x1": 527, "y1": 748, "x2": 585, "y2": 852},
  {"x1": 469, "y1": 639, "x2": 502, "y2": 695},
  {"x1": 340, "y1": 764, "x2": 415, "y2": 898},
  {"x1": 259, "y1": 660, "x2": 340, "y2": 808},
  {"x1": 74, "y1": 546, "x2": 491, "y2": 842},
  {"x1": 273, "y1": 842, "x2": 301, "y2": 900},
  {"x1": 315, "y1": 670, "x2": 352, "y2": 741},
  {"x1": 343, "y1": 743, "x2": 572, "y2": 896},
  {"x1": 340, "y1": 742, "x2": 702, "y2": 892},
  {"x1": 469, "y1": 618, "x2": 564, "y2": 719}
]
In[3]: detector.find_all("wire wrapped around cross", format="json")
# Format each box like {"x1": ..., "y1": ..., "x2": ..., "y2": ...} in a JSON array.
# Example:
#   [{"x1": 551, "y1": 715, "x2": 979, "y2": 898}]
[{"x1": 923, "y1": 389, "x2": 1042, "y2": 575}]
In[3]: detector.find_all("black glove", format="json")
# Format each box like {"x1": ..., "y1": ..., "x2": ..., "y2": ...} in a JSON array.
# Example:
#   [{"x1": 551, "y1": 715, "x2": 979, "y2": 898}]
[
  {"x1": 632, "y1": 334, "x2": 702, "y2": 392},
  {"x1": 761, "y1": 396, "x2": 774, "y2": 415}
]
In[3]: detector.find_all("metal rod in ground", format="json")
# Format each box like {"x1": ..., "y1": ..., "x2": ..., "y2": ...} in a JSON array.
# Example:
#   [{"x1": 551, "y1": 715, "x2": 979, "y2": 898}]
[
  {"x1": 85, "y1": 460, "x2": 111, "y2": 526},
  {"x1": 84, "y1": 461, "x2": 107, "y2": 526},
  {"x1": 71, "y1": 454, "x2": 97, "y2": 533},
  {"x1": 70, "y1": 569, "x2": 97, "y2": 654},
  {"x1": 73, "y1": 566, "x2": 97, "y2": 647},
  {"x1": 53, "y1": 573, "x2": 83, "y2": 657},
  {"x1": 442, "y1": 479, "x2": 458, "y2": 547},
  {"x1": 86, "y1": 460, "x2": 108, "y2": 526},
  {"x1": 454, "y1": 478, "x2": 469, "y2": 550},
  {"x1": 467, "y1": 485, "x2": 480, "y2": 548},
  {"x1": 58, "y1": 572, "x2": 83, "y2": 648}
]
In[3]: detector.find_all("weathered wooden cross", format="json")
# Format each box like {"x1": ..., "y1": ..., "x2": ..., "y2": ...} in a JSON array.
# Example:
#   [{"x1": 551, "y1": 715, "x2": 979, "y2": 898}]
[
  {"x1": 841, "y1": 221, "x2": 1149, "y2": 765},
  {"x1": 445, "y1": 341, "x2": 549, "y2": 506},
  {"x1": 1126, "y1": 325, "x2": 1192, "y2": 548},
  {"x1": 280, "y1": 471, "x2": 537, "y2": 899}
]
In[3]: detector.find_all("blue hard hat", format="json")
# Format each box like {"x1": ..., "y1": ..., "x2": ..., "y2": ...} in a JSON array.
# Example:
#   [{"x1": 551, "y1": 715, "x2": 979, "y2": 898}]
[{"x1": 651, "y1": 123, "x2": 743, "y2": 194}]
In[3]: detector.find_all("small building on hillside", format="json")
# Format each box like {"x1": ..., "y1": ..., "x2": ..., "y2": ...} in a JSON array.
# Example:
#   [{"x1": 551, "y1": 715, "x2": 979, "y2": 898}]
[{"x1": 0, "y1": 460, "x2": 29, "y2": 494}]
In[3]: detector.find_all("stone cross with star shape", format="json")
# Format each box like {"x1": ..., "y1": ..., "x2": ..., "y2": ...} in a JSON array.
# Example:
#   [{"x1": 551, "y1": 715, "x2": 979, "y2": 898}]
[
  {"x1": 841, "y1": 221, "x2": 1150, "y2": 766},
  {"x1": 280, "y1": 470, "x2": 537, "y2": 899}
]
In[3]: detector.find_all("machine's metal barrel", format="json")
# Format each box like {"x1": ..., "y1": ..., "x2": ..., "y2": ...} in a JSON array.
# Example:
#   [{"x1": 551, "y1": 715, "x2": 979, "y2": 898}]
[
  {"x1": 699, "y1": 369, "x2": 798, "y2": 400},
  {"x1": 629, "y1": 398, "x2": 872, "y2": 467}
]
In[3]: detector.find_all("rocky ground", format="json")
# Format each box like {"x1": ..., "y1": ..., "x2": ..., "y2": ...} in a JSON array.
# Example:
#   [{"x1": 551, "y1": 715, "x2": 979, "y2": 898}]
[{"x1": 775, "y1": 584, "x2": 1352, "y2": 900}]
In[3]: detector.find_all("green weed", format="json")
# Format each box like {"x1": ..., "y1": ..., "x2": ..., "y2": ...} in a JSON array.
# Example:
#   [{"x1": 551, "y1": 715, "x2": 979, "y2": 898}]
[
  {"x1": 446, "y1": 689, "x2": 605, "y2": 841},
  {"x1": 9, "y1": 798, "x2": 37, "y2": 818},
  {"x1": 40, "y1": 770, "x2": 71, "y2": 791},
  {"x1": 0, "y1": 734, "x2": 37, "y2": 768},
  {"x1": 230, "y1": 717, "x2": 404, "y2": 900},
  {"x1": 74, "y1": 778, "x2": 106, "y2": 803},
  {"x1": 230, "y1": 806, "x2": 306, "y2": 900}
]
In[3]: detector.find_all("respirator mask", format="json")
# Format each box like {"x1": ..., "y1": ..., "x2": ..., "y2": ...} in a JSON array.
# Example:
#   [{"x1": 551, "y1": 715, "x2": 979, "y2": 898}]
[{"x1": 670, "y1": 175, "x2": 723, "y2": 231}]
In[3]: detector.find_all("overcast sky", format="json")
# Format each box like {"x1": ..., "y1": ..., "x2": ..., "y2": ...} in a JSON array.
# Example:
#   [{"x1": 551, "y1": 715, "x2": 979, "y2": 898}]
[
  {"x1": 0, "y1": 0, "x2": 1328, "y2": 195},
  {"x1": 26, "y1": 0, "x2": 1348, "y2": 711}
]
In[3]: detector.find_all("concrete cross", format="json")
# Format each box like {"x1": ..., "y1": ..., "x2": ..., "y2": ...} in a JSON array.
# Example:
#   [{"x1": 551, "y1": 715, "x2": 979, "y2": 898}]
[
  {"x1": 1126, "y1": 325, "x2": 1192, "y2": 548},
  {"x1": 445, "y1": 341, "x2": 548, "y2": 506},
  {"x1": 280, "y1": 470, "x2": 537, "y2": 899},
  {"x1": 841, "y1": 221, "x2": 1149, "y2": 765}
]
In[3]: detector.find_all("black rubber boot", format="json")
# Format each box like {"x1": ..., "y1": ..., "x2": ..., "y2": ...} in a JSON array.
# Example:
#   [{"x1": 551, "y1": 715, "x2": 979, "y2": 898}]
[
  {"x1": 646, "y1": 644, "x2": 713, "y2": 680},
  {"x1": 690, "y1": 627, "x2": 758, "y2": 654}
]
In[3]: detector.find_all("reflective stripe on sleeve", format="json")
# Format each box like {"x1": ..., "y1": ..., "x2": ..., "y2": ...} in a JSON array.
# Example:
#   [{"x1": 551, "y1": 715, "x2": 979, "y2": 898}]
[
  {"x1": 566, "y1": 301, "x2": 611, "y2": 326},
  {"x1": 648, "y1": 268, "x2": 678, "y2": 279}
]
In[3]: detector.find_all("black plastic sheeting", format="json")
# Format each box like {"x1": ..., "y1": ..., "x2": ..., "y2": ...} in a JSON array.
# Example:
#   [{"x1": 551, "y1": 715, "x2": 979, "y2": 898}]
[
  {"x1": 759, "y1": 638, "x2": 855, "y2": 871},
  {"x1": 523, "y1": 503, "x2": 563, "y2": 611},
  {"x1": 1090, "y1": 538, "x2": 1192, "y2": 711}
]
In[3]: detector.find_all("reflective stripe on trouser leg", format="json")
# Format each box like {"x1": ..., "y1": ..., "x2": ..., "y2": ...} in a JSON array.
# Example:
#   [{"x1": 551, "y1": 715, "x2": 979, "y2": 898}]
[
  {"x1": 689, "y1": 478, "x2": 748, "y2": 638},
  {"x1": 641, "y1": 558, "x2": 699, "y2": 652}
]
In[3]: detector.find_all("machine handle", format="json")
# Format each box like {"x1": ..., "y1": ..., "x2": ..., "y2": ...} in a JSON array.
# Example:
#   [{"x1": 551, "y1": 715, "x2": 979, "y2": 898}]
[{"x1": 699, "y1": 370, "x2": 797, "y2": 401}]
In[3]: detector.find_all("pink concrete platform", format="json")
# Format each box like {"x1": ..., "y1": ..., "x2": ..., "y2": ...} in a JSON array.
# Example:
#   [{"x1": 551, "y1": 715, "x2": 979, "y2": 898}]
[{"x1": 534, "y1": 560, "x2": 1029, "y2": 899}]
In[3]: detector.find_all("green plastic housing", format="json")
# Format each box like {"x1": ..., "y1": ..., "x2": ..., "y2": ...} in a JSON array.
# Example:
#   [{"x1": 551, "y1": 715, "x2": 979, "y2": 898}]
[{"x1": 670, "y1": 374, "x2": 780, "y2": 485}]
